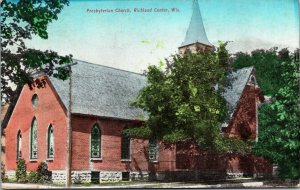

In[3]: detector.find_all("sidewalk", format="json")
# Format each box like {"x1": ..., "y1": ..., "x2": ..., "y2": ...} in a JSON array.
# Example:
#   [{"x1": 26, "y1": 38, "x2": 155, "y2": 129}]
[
  {"x1": 2, "y1": 183, "x2": 62, "y2": 189},
  {"x1": 2, "y1": 181, "x2": 299, "y2": 189}
]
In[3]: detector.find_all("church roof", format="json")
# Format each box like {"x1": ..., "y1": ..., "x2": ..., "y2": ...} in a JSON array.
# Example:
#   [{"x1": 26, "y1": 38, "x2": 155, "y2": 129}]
[
  {"x1": 49, "y1": 60, "x2": 147, "y2": 121},
  {"x1": 222, "y1": 66, "x2": 255, "y2": 127},
  {"x1": 181, "y1": 0, "x2": 212, "y2": 47},
  {"x1": 49, "y1": 60, "x2": 254, "y2": 123}
]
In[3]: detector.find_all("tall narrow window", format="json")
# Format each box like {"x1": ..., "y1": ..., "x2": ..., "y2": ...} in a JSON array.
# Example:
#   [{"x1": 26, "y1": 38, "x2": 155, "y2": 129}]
[
  {"x1": 121, "y1": 128, "x2": 130, "y2": 160},
  {"x1": 149, "y1": 137, "x2": 158, "y2": 162},
  {"x1": 91, "y1": 124, "x2": 101, "y2": 158},
  {"x1": 17, "y1": 130, "x2": 22, "y2": 159},
  {"x1": 47, "y1": 125, "x2": 54, "y2": 159},
  {"x1": 31, "y1": 94, "x2": 38, "y2": 107},
  {"x1": 30, "y1": 118, "x2": 38, "y2": 159}
]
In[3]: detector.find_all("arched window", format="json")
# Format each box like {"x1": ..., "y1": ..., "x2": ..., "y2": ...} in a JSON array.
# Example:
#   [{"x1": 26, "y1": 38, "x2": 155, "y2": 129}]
[
  {"x1": 149, "y1": 137, "x2": 159, "y2": 162},
  {"x1": 248, "y1": 74, "x2": 257, "y2": 86},
  {"x1": 31, "y1": 94, "x2": 38, "y2": 107},
  {"x1": 30, "y1": 117, "x2": 38, "y2": 159},
  {"x1": 47, "y1": 125, "x2": 54, "y2": 159},
  {"x1": 17, "y1": 130, "x2": 22, "y2": 159},
  {"x1": 121, "y1": 128, "x2": 130, "y2": 160},
  {"x1": 91, "y1": 124, "x2": 101, "y2": 158}
]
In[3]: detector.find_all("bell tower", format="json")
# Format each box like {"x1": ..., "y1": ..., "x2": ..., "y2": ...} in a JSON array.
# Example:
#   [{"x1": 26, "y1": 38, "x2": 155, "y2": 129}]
[{"x1": 179, "y1": 0, "x2": 213, "y2": 54}]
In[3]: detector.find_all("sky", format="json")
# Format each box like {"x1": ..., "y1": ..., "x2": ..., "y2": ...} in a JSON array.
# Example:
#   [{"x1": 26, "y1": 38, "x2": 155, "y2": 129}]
[{"x1": 26, "y1": 0, "x2": 299, "y2": 73}]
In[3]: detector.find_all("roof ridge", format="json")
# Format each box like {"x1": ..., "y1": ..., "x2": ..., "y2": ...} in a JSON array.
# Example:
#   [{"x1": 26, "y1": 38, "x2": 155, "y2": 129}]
[{"x1": 73, "y1": 59, "x2": 145, "y2": 77}]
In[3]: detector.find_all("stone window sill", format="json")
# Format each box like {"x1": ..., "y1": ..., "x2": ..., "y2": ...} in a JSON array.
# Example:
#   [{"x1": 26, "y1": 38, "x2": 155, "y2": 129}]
[
  {"x1": 46, "y1": 158, "x2": 54, "y2": 161},
  {"x1": 121, "y1": 159, "x2": 131, "y2": 162},
  {"x1": 29, "y1": 159, "x2": 37, "y2": 162},
  {"x1": 90, "y1": 158, "x2": 102, "y2": 161},
  {"x1": 149, "y1": 160, "x2": 159, "y2": 163}
]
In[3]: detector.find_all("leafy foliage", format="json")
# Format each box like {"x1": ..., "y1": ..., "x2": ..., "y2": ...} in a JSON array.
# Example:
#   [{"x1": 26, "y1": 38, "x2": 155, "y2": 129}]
[
  {"x1": 27, "y1": 171, "x2": 40, "y2": 183},
  {"x1": 232, "y1": 48, "x2": 292, "y2": 96},
  {"x1": 128, "y1": 43, "x2": 251, "y2": 153},
  {"x1": 1, "y1": 0, "x2": 72, "y2": 103},
  {"x1": 36, "y1": 161, "x2": 52, "y2": 183},
  {"x1": 1, "y1": 161, "x2": 8, "y2": 182},
  {"x1": 235, "y1": 48, "x2": 300, "y2": 179},
  {"x1": 15, "y1": 158, "x2": 27, "y2": 182},
  {"x1": 27, "y1": 162, "x2": 52, "y2": 183}
]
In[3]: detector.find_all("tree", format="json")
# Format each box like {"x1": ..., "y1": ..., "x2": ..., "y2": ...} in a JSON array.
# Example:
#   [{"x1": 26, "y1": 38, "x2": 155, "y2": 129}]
[
  {"x1": 1, "y1": 0, "x2": 72, "y2": 103},
  {"x1": 253, "y1": 57, "x2": 300, "y2": 179},
  {"x1": 232, "y1": 47, "x2": 290, "y2": 96},
  {"x1": 233, "y1": 48, "x2": 300, "y2": 179},
  {"x1": 128, "y1": 43, "x2": 252, "y2": 153}
]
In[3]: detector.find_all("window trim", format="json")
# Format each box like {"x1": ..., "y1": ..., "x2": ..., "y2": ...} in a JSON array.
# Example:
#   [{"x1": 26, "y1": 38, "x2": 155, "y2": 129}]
[
  {"x1": 148, "y1": 137, "x2": 159, "y2": 163},
  {"x1": 30, "y1": 117, "x2": 38, "y2": 161},
  {"x1": 121, "y1": 127, "x2": 131, "y2": 161},
  {"x1": 16, "y1": 130, "x2": 22, "y2": 160},
  {"x1": 47, "y1": 124, "x2": 54, "y2": 159},
  {"x1": 90, "y1": 123, "x2": 102, "y2": 159}
]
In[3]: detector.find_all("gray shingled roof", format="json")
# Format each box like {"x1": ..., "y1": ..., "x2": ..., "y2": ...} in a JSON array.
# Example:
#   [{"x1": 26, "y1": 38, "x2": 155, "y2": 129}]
[
  {"x1": 181, "y1": 0, "x2": 212, "y2": 47},
  {"x1": 49, "y1": 61, "x2": 253, "y2": 123},
  {"x1": 222, "y1": 66, "x2": 254, "y2": 127},
  {"x1": 49, "y1": 60, "x2": 147, "y2": 121}
]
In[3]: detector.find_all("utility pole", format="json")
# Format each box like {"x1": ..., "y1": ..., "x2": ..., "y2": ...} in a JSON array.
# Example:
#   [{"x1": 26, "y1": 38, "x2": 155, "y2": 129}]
[{"x1": 66, "y1": 63, "x2": 76, "y2": 187}]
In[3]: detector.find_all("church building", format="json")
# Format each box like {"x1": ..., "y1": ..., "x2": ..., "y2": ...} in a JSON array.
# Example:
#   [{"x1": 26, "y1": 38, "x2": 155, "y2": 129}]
[{"x1": 4, "y1": 0, "x2": 272, "y2": 183}]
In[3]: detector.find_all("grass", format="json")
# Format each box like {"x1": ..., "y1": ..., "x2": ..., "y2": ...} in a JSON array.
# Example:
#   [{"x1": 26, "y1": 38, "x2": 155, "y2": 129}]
[
  {"x1": 5, "y1": 177, "x2": 18, "y2": 183},
  {"x1": 73, "y1": 180, "x2": 151, "y2": 187}
]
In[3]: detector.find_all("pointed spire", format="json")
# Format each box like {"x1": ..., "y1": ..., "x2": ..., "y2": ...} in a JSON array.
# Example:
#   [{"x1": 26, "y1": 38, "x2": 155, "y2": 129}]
[{"x1": 181, "y1": 0, "x2": 212, "y2": 47}]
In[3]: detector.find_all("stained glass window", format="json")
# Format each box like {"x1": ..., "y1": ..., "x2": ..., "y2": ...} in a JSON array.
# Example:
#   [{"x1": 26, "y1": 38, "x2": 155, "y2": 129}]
[
  {"x1": 91, "y1": 124, "x2": 101, "y2": 158},
  {"x1": 121, "y1": 128, "x2": 130, "y2": 160},
  {"x1": 149, "y1": 137, "x2": 158, "y2": 162},
  {"x1": 47, "y1": 125, "x2": 54, "y2": 158},
  {"x1": 17, "y1": 130, "x2": 22, "y2": 159},
  {"x1": 30, "y1": 118, "x2": 38, "y2": 159}
]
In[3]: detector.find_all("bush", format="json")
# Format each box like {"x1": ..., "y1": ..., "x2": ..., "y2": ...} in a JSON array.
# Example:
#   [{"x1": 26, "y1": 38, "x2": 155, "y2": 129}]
[
  {"x1": 27, "y1": 171, "x2": 39, "y2": 183},
  {"x1": 27, "y1": 162, "x2": 52, "y2": 184},
  {"x1": 15, "y1": 159, "x2": 27, "y2": 182},
  {"x1": 36, "y1": 162, "x2": 52, "y2": 183},
  {"x1": 1, "y1": 161, "x2": 8, "y2": 182}
]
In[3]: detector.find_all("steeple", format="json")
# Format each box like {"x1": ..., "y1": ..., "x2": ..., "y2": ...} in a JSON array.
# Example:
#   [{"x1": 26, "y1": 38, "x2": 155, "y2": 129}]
[{"x1": 179, "y1": 0, "x2": 213, "y2": 54}]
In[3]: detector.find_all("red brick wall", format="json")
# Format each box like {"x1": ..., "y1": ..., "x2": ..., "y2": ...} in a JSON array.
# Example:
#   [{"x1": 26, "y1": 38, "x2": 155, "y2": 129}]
[
  {"x1": 71, "y1": 115, "x2": 177, "y2": 172},
  {"x1": 5, "y1": 77, "x2": 67, "y2": 171},
  {"x1": 71, "y1": 115, "x2": 149, "y2": 171},
  {"x1": 223, "y1": 85, "x2": 258, "y2": 140},
  {"x1": 176, "y1": 143, "x2": 227, "y2": 172},
  {"x1": 149, "y1": 143, "x2": 176, "y2": 172},
  {"x1": 175, "y1": 142, "x2": 272, "y2": 176}
]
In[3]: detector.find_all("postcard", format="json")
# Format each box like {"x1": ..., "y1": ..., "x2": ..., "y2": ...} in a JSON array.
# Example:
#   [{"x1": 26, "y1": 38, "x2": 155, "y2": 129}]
[{"x1": 1, "y1": 0, "x2": 299, "y2": 188}]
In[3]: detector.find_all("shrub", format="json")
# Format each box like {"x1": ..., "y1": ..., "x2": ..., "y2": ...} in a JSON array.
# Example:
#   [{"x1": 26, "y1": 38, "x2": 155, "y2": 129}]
[
  {"x1": 36, "y1": 162, "x2": 52, "y2": 183},
  {"x1": 27, "y1": 171, "x2": 39, "y2": 183},
  {"x1": 15, "y1": 159, "x2": 27, "y2": 182},
  {"x1": 27, "y1": 162, "x2": 52, "y2": 184},
  {"x1": 1, "y1": 161, "x2": 8, "y2": 182}
]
